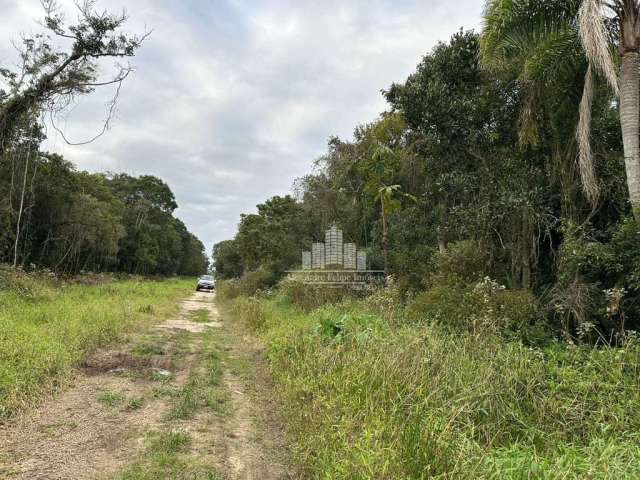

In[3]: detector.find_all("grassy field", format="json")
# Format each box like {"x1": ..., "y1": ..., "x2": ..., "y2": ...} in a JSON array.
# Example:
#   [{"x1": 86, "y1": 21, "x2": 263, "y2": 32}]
[
  {"x1": 221, "y1": 289, "x2": 640, "y2": 480},
  {"x1": 0, "y1": 269, "x2": 192, "y2": 420}
]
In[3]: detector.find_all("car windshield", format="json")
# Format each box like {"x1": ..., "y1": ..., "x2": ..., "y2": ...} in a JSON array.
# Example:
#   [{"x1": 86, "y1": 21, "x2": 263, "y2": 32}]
[{"x1": 200, "y1": 275, "x2": 213, "y2": 281}]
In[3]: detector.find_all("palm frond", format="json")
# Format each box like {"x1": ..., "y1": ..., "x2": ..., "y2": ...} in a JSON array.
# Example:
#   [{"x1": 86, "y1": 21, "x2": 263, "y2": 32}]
[
  {"x1": 576, "y1": 63, "x2": 600, "y2": 203},
  {"x1": 578, "y1": 0, "x2": 619, "y2": 95},
  {"x1": 481, "y1": 0, "x2": 581, "y2": 71}
]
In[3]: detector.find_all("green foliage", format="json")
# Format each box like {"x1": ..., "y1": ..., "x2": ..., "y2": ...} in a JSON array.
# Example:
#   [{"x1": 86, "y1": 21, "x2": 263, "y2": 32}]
[
  {"x1": 407, "y1": 276, "x2": 545, "y2": 342},
  {"x1": 278, "y1": 280, "x2": 357, "y2": 312},
  {"x1": 224, "y1": 295, "x2": 640, "y2": 479},
  {"x1": 431, "y1": 240, "x2": 490, "y2": 284},
  {"x1": 553, "y1": 218, "x2": 640, "y2": 339},
  {"x1": 0, "y1": 272, "x2": 191, "y2": 419},
  {"x1": 215, "y1": 270, "x2": 277, "y2": 301},
  {"x1": 0, "y1": 150, "x2": 208, "y2": 275},
  {"x1": 97, "y1": 390, "x2": 124, "y2": 408}
]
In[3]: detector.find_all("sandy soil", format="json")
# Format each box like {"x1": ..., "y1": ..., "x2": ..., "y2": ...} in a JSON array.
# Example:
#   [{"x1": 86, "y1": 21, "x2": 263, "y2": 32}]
[{"x1": 0, "y1": 291, "x2": 292, "y2": 480}]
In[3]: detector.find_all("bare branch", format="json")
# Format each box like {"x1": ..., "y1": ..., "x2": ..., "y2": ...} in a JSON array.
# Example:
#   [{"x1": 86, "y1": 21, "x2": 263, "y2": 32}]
[{"x1": 49, "y1": 74, "x2": 123, "y2": 146}]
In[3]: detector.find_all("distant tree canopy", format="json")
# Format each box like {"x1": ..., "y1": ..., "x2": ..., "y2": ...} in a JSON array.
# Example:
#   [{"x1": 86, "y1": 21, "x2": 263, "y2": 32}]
[
  {"x1": 0, "y1": 152, "x2": 208, "y2": 275},
  {"x1": 0, "y1": 2, "x2": 207, "y2": 276},
  {"x1": 214, "y1": 28, "x2": 639, "y2": 340}
]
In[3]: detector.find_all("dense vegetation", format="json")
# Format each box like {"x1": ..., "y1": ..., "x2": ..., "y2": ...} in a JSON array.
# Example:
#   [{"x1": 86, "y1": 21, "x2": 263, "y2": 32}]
[
  {"x1": 0, "y1": 2, "x2": 208, "y2": 276},
  {"x1": 216, "y1": 20, "x2": 640, "y2": 342},
  {"x1": 215, "y1": 2, "x2": 640, "y2": 478},
  {"x1": 0, "y1": 267, "x2": 191, "y2": 419},
  {"x1": 222, "y1": 288, "x2": 640, "y2": 479}
]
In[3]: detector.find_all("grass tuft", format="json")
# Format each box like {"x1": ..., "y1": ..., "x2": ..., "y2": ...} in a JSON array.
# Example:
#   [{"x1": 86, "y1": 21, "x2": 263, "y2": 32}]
[
  {"x1": 97, "y1": 390, "x2": 123, "y2": 408},
  {"x1": 0, "y1": 273, "x2": 192, "y2": 420}
]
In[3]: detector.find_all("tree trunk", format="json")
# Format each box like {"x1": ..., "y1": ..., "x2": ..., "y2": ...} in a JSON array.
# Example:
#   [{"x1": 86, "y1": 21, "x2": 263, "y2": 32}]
[
  {"x1": 619, "y1": 51, "x2": 640, "y2": 219},
  {"x1": 13, "y1": 152, "x2": 30, "y2": 267},
  {"x1": 381, "y1": 202, "x2": 389, "y2": 275},
  {"x1": 437, "y1": 232, "x2": 447, "y2": 254}
]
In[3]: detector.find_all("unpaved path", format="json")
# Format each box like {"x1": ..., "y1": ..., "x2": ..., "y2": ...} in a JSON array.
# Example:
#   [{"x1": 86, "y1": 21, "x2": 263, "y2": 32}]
[{"x1": 0, "y1": 291, "x2": 291, "y2": 479}]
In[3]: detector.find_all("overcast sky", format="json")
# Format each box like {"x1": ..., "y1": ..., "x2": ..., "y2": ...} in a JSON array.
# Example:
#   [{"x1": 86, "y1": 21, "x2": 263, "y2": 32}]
[{"x1": 1, "y1": 0, "x2": 483, "y2": 255}]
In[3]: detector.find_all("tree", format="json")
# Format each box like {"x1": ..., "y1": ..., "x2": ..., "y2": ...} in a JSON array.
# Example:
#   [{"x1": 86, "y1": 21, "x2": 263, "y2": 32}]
[
  {"x1": 375, "y1": 185, "x2": 402, "y2": 274},
  {"x1": 0, "y1": 0, "x2": 147, "y2": 151},
  {"x1": 482, "y1": 0, "x2": 640, "y2": 219},
  {"x1": 213, "y1": 240, "x2": 244, "y2": 279}
]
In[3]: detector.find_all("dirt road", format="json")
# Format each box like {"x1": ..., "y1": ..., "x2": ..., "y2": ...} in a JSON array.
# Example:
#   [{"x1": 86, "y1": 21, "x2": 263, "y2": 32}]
[{"x1": 0, "y1": 292, "x2": 291, "y2": 479}]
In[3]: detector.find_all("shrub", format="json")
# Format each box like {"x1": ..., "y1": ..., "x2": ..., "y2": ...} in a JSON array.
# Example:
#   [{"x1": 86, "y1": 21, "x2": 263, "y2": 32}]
[
  {"x1": 279, "y1": 280, "x2": 356, "y2": 311},
  {"x1": 228, "y1": 296, "x2": 267, "y2": 331},
  {"x1": 215, "y1": 279, "x2": 242, "y2": 301},
  {"x1": 431, "y1": 240, "x2": 490, "y2": 284},
  {"x1": 361, "y1": 280, "x2": 406, "y2": 324},
  {"x1": 216, "y1": 270, "x2": 277, "y2": 301},
  {"x1": 407, "y1": 276, "x2": 545, "y2": 342}
]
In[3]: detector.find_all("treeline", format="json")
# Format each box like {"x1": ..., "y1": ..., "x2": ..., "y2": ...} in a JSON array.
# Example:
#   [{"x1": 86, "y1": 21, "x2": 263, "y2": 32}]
[
  {"x1": 0, "y1": 144, "x2": 208, "y2": 275},
  {"x1": 0, "y1": 3, "x2": 208, "y2": 276},
  {"x1": 216, "y1": 16, "x2": 640, "y2": 341}
]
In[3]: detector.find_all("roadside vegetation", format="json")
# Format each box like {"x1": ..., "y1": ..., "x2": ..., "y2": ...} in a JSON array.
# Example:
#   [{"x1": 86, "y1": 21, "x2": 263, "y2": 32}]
[
  {"x1": 220, "y1": 283, "x2": 640, "y2": 479},
  {"x1": 213, "y1": 2, "x2": 640, "y2": 478},
  {"x1": 0, "y1": 267, "x2": 192, "y2": 420}
]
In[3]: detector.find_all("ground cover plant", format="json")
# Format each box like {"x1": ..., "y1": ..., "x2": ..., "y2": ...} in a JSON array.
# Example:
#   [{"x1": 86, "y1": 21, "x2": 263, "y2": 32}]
[
  {"x1": 220, "y1": 283, "x2": 640, "y2": 479},
  {"x1": 0, "y1": 268, "x2": 192, "y2": 419}
]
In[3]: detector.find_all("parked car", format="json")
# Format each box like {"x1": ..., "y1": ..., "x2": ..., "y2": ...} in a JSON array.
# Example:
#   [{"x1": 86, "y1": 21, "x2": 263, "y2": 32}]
[{"x1": 196, "y1": 275, "x2": 215, "y2": 292}]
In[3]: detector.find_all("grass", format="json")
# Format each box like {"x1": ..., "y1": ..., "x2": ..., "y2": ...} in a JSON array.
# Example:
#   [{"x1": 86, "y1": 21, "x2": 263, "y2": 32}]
[
  {"x1": 97, "y1": 390, "x2": 124, "y2": 408},
  {"x1": 126, "y1": 396, "x2": 145, "y2": 411},
  {"x1": 167, "y1": 330, "x2": 225, "y2": 420},
  {"x1": 189, "y1": 308, "x2": 211, "y2": 323},
  {"x1": 0, "y1": 269, "x2": 193, "y2": 420},
  {"x1": 111, "y1": 328, "x2": 226, "y2": 480},
  {"x1": 221, "y1": 291, "x2": 640, "y2": 480},
  {"x1": 112, "y1": 430, "x2": 223, "y2": 480}
]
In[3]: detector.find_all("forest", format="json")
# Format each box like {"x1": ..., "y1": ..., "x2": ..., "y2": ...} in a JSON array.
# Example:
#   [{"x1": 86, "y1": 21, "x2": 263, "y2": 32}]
[
  {"x1": 216, "y1": 2, "x2": 640, "y2": 343},
  {"x1": 0, "y1": 2, "x2": 208, "y2": 276}
]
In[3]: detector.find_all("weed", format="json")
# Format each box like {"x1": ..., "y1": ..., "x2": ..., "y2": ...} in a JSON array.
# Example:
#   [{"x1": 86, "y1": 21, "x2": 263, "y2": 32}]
[
  {"x1": 167, "y1": 333, "x2": 225, "y2": 420},
  {"x1": 189, "y1": 308, "x2": 211, "y2": 323},
  {"x1": 126, "y1": 396, "x2": 145, "y2": 411},
  {"x1": 112, "y1": 430, "x2": 223, "y2": 480},
  {"x1": 132, "y1": 341, "x2": 165, "y2": 357},
  {"x1": 98, "y1": 390, "x2": 123, "y2": 408},
  {"x1": 222, "y1": 293, "x2": 640, "y2": 479}
]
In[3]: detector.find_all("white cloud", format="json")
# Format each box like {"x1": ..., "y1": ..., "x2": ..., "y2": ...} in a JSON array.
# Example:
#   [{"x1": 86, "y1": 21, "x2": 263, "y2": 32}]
[{"x1": 1, "y1": 0, "x2": 484, "y2": 256}]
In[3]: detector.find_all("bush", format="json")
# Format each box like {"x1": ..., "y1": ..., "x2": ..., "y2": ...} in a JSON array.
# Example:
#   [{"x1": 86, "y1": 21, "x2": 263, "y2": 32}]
[
  {"x1": 431, "y1": 240, "x2": 490, "y2": 284},
  {"x1": 278, "y1": 280, "x2": 358, "y2": 311},
  {"x1": 407, "y1": 276, "x2": 546, "y2": 342},
  {"x1": 215, "y1": 279, "x2": 242, "y2": 301},
  {"x1": 216, "y1": 270, "x2": 277, "y2": 301},
  {"x1": 228, "y1": 296, "x2": 267, "y2": 331}
]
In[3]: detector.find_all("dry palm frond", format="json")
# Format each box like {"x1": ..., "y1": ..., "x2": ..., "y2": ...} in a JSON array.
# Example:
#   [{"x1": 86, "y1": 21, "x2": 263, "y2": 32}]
[
  {"x1": 579, "y1": 0, "x2": 620, "y2": 96},
  {"x1": 576, "y1": 64, "x2": 600, "y2": 204}
]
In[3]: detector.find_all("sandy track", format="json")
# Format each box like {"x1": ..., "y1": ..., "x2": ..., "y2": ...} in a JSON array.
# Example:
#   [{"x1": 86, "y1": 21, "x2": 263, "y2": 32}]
[{"x1": 0, "y1": 291, "x2": 291, "y2": 479}]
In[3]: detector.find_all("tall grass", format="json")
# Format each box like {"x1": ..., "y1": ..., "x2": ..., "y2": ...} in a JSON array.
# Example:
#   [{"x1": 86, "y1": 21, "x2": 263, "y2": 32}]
[
  {"x1": 222, "y1": 292, "x2": 640, "y2": 479},
  {"x1": 0, "y1": 270, "x2": 192, "y2": 419}
]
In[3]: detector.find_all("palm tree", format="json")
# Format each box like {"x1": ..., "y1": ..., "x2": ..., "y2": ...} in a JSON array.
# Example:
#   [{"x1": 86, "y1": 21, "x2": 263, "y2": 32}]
[
  {"x1": 482, "y1": 0, "x2": 640, "y2": 220},
  {"x1": 375, "y1": 185, "x2": 401, "y2": 274}
]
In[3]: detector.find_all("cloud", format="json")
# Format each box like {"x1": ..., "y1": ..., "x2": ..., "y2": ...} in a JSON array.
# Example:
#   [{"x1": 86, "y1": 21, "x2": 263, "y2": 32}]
[{"x1": 1, "y1": 0, "x2": 483, "y2": 256}]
